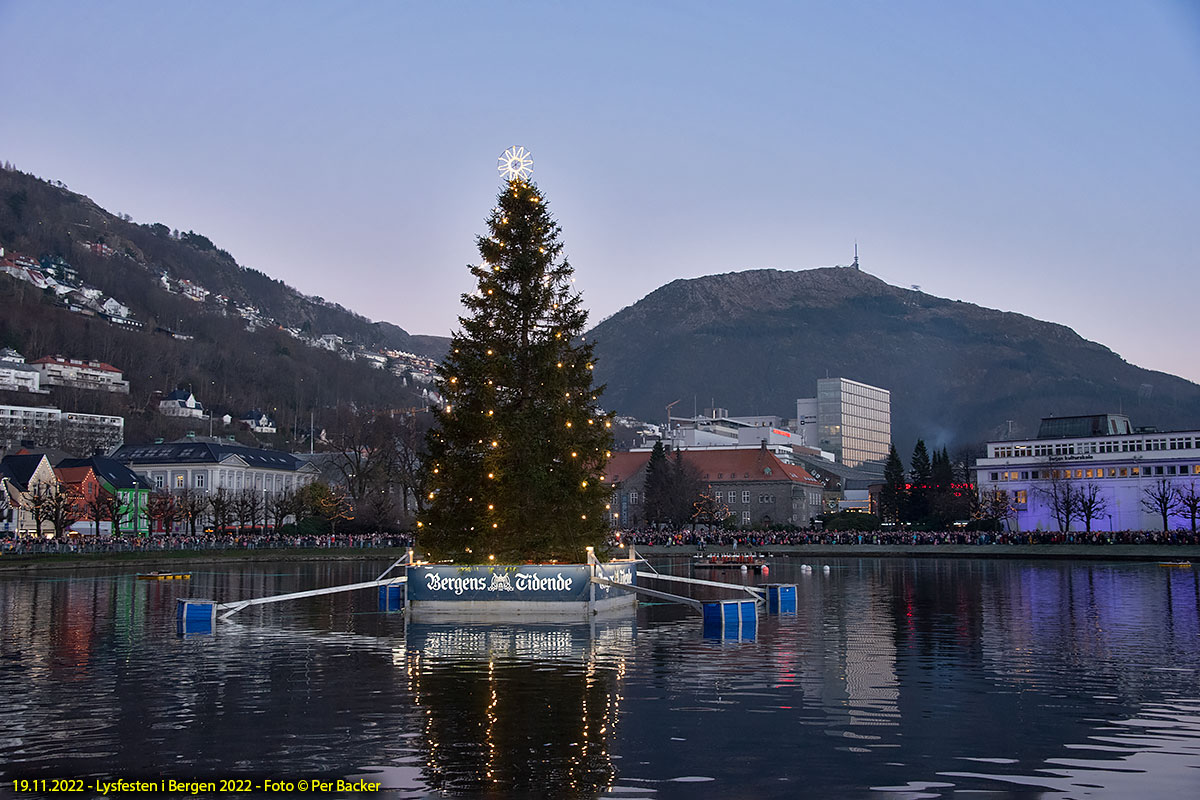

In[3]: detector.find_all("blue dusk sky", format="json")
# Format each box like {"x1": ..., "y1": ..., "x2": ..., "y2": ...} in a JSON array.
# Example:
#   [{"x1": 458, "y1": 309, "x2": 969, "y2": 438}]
[{"x1": 1, "y1": 1, "x2": 1198, "y2": 383}]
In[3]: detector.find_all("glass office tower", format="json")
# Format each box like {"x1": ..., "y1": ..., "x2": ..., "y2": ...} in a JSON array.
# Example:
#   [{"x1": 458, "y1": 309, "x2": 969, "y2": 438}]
[{"x1": 816, "y1": 377, "x2": 891, "y2": 475}]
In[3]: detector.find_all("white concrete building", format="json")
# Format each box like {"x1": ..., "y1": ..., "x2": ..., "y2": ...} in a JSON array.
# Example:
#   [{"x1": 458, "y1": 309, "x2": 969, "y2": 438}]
[
  {"x1": 112, "y1": 439, "x2": 320, "y2": 496},
  {"x1": 976, "y1": 414, "x2": 1200, "y2": 531},
  {"x1": 0, "y1": 404, "x2": 124, "y2": 453}
]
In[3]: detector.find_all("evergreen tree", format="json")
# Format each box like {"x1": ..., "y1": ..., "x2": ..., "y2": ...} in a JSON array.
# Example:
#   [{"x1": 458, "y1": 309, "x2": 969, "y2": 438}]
[
  {"x1": 932, "y1": 447, "x2": 953, "y2": 490},
  {"x1": 668, "y1": 447, "x2": 702, "y2": 529},
  {"x1": 906, "y1": 439, "x2": 932, "y2": 523},
  {"x1": 642, "y1": 440, "x2": 672, "y2": 526},
  {"x1": 880, "y1": 444, "x2": 905, "y2": 523},
  {"x1": 419, "y1": 176, "x2": 614, "y2": 562}
]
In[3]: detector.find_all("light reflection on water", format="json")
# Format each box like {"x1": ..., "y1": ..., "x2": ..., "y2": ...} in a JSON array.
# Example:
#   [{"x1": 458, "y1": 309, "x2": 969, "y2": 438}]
[{"x1": 0, "y1": 558, "x2": 1196, "y2": 798}]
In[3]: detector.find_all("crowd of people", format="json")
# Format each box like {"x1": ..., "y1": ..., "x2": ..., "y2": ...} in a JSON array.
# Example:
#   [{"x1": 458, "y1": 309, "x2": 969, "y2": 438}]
[
  {"x1": 0, "y1": 532, "x2": 414, "y2": 556},
  {"x1": 613, "y1": 528, "x2": 1200, "y2": 548},
  {"x1": 2, "y1": 528, "x2": 1197, "y2": 558}
]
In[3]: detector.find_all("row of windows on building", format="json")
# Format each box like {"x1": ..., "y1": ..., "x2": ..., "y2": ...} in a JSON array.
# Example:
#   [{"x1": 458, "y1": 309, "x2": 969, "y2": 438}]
[
  {"x1": 992, "y1": 437, "x2": 1196, "y2": 459},
  {"x1": 149, "y1": 471, "x2": 306, "y2": 492},
  {"x1": 628, "y1": 490, "x2": 779, "y2": 506},
  {"x1": 990, "y1": 464, "x2": 1200, "y2": 483}
]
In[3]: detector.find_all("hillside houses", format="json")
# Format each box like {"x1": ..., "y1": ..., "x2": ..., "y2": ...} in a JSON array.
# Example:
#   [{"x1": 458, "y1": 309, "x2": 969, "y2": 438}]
[{"x1": 1, "y1": 244, "x2": 145, "y2": 329}]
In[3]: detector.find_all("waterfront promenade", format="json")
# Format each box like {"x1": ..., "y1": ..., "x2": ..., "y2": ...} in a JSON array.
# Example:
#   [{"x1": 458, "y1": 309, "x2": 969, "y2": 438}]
[
  {"x1": 622, "y1": 528, "x2": 1200, "y2": 561},
  {"x1": 634, "y1": 542, "x2": 1200, "y2": 561},
  {"x1": 1, "y1": 530, "x2": 1197, "y2": 567}
]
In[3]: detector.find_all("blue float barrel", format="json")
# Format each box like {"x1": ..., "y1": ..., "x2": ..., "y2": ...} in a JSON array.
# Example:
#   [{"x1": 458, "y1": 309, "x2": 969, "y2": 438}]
[
  {"x1": 378, "y1": 583, "x2": 404, "y2": 612},
  {"x1": 764, "y1": 584, "x2": 798, "y2": 614},
  {"x1": 702, "y1": 599, "x2": 757, "y2": 639},
  {"x1": 176, "y1": 598, "x2": 216, "y2": 636}
]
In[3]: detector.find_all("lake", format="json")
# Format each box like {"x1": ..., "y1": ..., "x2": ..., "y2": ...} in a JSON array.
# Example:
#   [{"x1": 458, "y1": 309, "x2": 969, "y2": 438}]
[{"x1": 0, "y1": 556, "x2": 1197, "y2": 798}]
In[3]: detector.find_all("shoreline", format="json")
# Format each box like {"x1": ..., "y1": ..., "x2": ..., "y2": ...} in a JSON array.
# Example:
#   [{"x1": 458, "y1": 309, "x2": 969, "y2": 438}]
[
  {"x1": 0, "y1": 547, "x2": 411, "y2": 572},
  {"x1": 1, "y1": 544, "x2": 1198, "y2": 570},
  {"x1": 634, "y1": 544, "x2": 1200, "y2": 561}
]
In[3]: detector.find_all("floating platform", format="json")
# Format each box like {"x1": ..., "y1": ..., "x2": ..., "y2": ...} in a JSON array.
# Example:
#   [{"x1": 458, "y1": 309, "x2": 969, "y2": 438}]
[
  {"x1": 693, "y1": 554, "x2": 768, "y2": 571},
  {"x1": 1158, "y1": 561, "x2": 1193, "y2": 568},
  {"x1": 138, "y1": 572, "x2": 191, "y2": 581}
]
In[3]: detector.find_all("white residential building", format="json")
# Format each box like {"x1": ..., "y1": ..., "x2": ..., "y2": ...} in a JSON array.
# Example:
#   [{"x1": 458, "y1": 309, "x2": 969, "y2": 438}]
[
  {"x1": 159, "y1": 389, "x2": 205, "y2": 418},
  {"x1": 0, "y1": 350, "x2": 46, "y2": 394},
  {"x1": 0, "y1": 404, "x2": 124, "y2": 453},
  {"x1": 100, "y1": 297, "x2": 131, "y2": 318},
  {"x1": 239, "y1": 411, "x2": 277, "y2": 434},
  {"x1": 29, "y1": 357, "x2": 131, "y2": 394}
]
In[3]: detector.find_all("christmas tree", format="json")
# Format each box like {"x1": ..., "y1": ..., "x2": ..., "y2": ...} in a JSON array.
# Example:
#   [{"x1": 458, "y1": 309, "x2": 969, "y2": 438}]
[{"x1": 419, "y1": 158, "x2": 614, "y2": 562}]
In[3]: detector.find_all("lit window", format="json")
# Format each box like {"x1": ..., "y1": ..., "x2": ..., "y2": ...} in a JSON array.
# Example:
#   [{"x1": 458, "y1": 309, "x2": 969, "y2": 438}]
[{"x1": 175, "y1": 475, "x2": 184, "y2": 488}]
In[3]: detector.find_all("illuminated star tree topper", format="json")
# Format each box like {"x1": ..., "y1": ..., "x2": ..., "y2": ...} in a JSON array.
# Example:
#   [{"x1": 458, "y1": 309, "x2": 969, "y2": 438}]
[{"x1": 498, "y1": 145, "x2": 534, "y2": 182}]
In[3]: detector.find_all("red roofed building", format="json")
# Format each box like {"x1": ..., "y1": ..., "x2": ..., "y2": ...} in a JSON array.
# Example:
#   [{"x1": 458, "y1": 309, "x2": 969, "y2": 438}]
[
  {"x1": 29, "y1": 356, "x2": 130, "y2": 394},
  {"x1": 605, "y1": 446, "x2": 824, "y2": 529}
]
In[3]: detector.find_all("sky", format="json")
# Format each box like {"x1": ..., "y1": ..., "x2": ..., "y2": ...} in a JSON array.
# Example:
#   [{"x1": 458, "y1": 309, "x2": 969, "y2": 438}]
[{"x1": 2, "y1": 0, "x2": 1198, "y2": 382}]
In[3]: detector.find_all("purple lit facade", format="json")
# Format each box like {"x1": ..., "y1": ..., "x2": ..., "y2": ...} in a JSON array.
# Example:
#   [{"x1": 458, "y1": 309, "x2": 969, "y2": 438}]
[{"x1": 976, "y1": 414, "x2": 1200, "y2": 531}]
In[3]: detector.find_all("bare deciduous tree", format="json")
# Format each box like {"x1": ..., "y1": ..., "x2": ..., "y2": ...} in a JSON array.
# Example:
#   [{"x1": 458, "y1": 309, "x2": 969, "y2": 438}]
[
  {"x1": 1076, "y1": 482, "x2": 1108, "y2": 533},
  {"x1": 1179, "y1": 482, "x2": 1200, "y2": 534},
  {"x1": 176, "y1": 488, "x2": 209, "y2": 537},
  {"x1": 1141, "y1": 479, "x2": 1182, "y2": 531},
  {"x1": 267, "y1": 488, "x2": 299, "y2": 533},
  {"x1": 234, "y1": 489, "x2": 264, "y2": 535},
  {"x1": 146, "y1": 491, "x2": 179, "y2": 535},
  {"x1": 1037, "y1": 473, "x2": 1079, "y2": 532},
  {"x1": 209, "y1": 488, "x2": 234, "y2": 535}
]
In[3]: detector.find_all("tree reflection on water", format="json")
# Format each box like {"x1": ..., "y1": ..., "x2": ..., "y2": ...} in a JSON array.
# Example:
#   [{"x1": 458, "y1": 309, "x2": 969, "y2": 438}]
[{"x1": 397, "y1": 621, "x2": 632, "y2": 797}]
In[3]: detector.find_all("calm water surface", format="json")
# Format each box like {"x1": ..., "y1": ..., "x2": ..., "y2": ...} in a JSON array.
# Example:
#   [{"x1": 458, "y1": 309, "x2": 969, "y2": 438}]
[{"x1": 0, "y1": 557, "x2": 1198, "y2": 798}]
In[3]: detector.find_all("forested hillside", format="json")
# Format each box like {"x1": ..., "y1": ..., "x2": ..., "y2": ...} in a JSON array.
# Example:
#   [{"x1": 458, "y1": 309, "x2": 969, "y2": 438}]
[{"x1": 0, "y1": 164, "x2": 447, "y2": 446}]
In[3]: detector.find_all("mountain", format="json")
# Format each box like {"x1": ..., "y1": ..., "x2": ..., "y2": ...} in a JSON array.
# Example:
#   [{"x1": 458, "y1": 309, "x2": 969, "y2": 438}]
[
  {"x1": 586, "y1": 268, "x2": 1200, "y2": 455},
  {"x1": 0, "y1": 164, "x2": 449, "y2": 446}
]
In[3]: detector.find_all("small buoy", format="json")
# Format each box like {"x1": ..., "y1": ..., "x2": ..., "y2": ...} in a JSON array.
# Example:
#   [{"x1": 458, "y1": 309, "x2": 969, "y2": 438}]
[
  {"x1": 762, "y1": 565, "x2": 769, "y2": 576},
  {"x1": 823, "y1": 565, "x2": 831, "y2": 574},
  {"x1": 741, "y1": 564, "x2": 748, "y2": 572}
]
